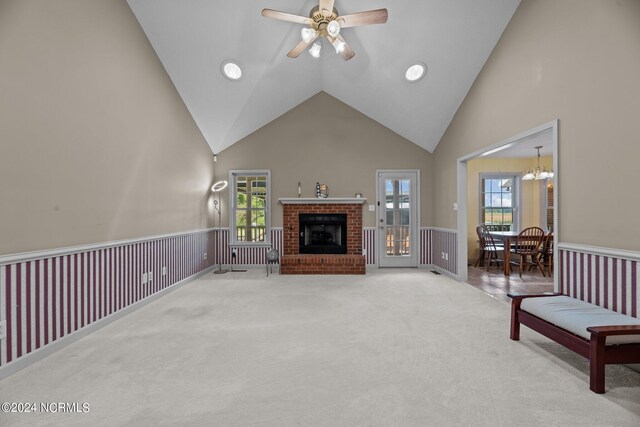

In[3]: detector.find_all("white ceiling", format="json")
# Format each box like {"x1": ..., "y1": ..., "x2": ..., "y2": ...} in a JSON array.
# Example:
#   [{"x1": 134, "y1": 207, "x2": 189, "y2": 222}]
[
  {"x1": 127, "y1": 0, "x2": 521, "y2": 154},
  {"x1": 486, "y1": 128, "x2": 553, "y2": 158}
]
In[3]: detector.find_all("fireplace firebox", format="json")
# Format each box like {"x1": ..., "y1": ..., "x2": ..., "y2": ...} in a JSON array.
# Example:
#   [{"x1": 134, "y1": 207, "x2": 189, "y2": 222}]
[{"x1": 299, "y1": 213, "x2": 347, "y2": 254}]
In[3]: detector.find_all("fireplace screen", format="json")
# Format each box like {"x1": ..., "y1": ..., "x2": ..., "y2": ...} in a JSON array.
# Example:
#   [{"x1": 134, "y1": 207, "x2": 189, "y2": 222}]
[{"x1": 299, "y1": 213, "x2": 347, "y2": 254}]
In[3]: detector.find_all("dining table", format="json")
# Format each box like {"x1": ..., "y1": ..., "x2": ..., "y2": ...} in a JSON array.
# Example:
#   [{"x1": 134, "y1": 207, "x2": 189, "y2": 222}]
[{"x1": 488, "y1": 230, "x2": 519, "y2": 276}]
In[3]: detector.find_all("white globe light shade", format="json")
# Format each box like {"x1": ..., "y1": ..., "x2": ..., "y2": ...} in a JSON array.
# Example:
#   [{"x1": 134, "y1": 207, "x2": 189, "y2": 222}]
[
  {"x1": 327, "y1": 20, "x2": 340, "y2": 38},
  {"x1": 309, "y1": 42, "x2": 322, "y2": 58},
  {"x1": 301, "y1": 27, "x2": 317, "y2": 43}
]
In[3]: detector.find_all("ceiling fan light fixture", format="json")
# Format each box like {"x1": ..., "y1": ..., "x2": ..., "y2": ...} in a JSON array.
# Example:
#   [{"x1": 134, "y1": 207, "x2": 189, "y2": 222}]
[
  {"x1": 405, "y1": 63, "x2": 426, "y2": 82},
  {"x1": 262, "y1": 4, "x2": 388, "y2": 61},
  {"x1": 309, "y1": 42, "x2": 322, "y2": 58},
  {"x1": 221, "y1": 60, "x2": 242, "y2": 81},
  {"x1": 301, "y1": 27, "x2": 317, "y2": 43},
  {"x1": 327, "y1": 20, "x2": 341, "y2": 38}
]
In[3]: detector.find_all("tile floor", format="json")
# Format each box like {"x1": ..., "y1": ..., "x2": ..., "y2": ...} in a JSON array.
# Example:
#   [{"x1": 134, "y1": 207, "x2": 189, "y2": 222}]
[{"x1": 465, "y1": 264, "x2": 554, "y2": 303}]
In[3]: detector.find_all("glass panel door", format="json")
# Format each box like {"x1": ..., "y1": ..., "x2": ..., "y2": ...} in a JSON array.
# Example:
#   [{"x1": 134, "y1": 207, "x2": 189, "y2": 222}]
[
  {"x1": 385, "y1": 179, "x2": 411, "y2": 256},
  {"x1": 378, "y1": 171, "x2": 418, "y2": 267}
]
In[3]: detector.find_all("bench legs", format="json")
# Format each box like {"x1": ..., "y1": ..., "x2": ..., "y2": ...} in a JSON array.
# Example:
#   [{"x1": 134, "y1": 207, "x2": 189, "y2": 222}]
[
  {"x1": 510, "y1": 299, "x2": 521, "y2": 341},
  {"x1": 589, "y1": 335, "x2": 606, "y2": 394}
]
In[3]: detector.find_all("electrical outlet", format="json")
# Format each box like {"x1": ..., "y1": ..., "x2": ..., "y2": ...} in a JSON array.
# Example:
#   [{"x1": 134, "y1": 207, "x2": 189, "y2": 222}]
[
  {"x1": 368, "y1": 205, "x2": 375, "y2": 212},
  {"x1": 441, "y1": 252, "x2": 445, "y2": 259},
  {"x1": 362, "y1": 248, "x2": 366, "y2": 256},
  {"x1": 162, "y1": 266, "x2": 167, "y2": 276},
  {"x1": 148, "y1": 271, "x2": 153, "y2": 282},
  {"x1": 142, "y1": 273, "x2": 148, "y2": 284},
  {"x1": 0, "y1": 320, "x2": 6, "y2": 340},
  {"x1": 445, "y1": 253, "x2": 449, "y2": 261},
  {"x1": 203, "y1": 252, "x2": 207, "y2": 260}
]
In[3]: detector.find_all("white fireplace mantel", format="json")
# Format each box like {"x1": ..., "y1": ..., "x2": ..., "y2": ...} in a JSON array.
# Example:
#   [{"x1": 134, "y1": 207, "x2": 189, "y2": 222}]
[{"x1": 279, "y1": 197, "x2": 367, "y2": 205}]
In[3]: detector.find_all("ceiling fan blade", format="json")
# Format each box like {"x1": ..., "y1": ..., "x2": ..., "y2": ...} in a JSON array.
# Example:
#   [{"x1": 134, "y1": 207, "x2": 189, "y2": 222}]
[
  {"x1": 319, "y1": 0, "x2": 335, "y2": 17},
  {"x1": 337, "y1": 9, "x2": 388, "y2": 28},
  {"x1": 287, "y1": 35, "x2": 318, "y2": 58},
  {"x1": 329, "y1": 35, "x2": 355, "y2": 61},
  {"x1": 261, "y1": 9, "x2": 314, "y2": 25}
]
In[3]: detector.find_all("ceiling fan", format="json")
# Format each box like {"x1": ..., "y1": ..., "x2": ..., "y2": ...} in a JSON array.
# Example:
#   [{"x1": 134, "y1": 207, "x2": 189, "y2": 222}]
[{"x1": 261, "y1": 0, "x2": 388, "y2": 61}]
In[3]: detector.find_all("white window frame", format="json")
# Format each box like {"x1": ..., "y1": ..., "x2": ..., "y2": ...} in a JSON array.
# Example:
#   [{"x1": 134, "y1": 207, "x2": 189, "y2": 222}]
[
  {"x1": 229, "y1": 170, "x2": 271, "y2": 247},
  {"x1": 479, "y1": 173, "x2": 521, "y2": 232}
]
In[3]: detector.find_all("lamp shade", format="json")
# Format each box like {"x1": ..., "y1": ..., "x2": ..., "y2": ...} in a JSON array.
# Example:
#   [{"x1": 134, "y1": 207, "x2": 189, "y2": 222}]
[
  {"x1": 327, "y1": 20, "x2": 340, "y2": 38},
  {"x1": 309, "y1": 42, "x2": 321, "y2": 58},
  {"x1": 301, "y1": 27, "x2": 317, "y2": 43}
]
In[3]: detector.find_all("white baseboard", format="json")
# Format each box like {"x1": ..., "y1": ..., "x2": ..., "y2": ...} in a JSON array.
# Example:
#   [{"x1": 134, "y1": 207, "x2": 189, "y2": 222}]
[{"x1": 420, "y1": 264, "x2": 459, "y2": 280}]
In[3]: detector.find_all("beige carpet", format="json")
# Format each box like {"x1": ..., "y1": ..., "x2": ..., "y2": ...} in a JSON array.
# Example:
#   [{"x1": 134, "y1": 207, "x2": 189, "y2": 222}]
[{"x1": 0, "y1": 269, "x2": 639, "y2": 426}]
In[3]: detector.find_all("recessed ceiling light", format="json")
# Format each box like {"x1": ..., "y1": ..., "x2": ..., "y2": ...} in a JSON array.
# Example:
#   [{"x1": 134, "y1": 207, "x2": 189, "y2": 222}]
[
  {"x1": 405, "y1": 63, "x2": 426, "y2": 82},
  {"x1": 221, "y1": 60, "x2": 242, "y2": 81}
]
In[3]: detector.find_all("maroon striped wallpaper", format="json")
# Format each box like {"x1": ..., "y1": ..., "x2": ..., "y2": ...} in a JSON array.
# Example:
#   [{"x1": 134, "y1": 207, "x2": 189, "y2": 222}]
[
  {"x1": 420, "y1": 228, "x2": 433, "y2": 265},
  {"x1": 215, "y1": 227, "x2": 454, "y2": 272},
  {"x1": 363, "y1": 228, "x2": 376, "y2": 266},
  {"x1": 0, "y1": 226, "x2": 462, "y2": 370},
  {"x1": 429, "y1": 229, "x2": 458, "y2": 275},
  {"x1": 559, "y1": 247, "x2": 639, "y2": 319},
  {"x1": 0, "y1": 230, "x2": 216, "y2": 368}
]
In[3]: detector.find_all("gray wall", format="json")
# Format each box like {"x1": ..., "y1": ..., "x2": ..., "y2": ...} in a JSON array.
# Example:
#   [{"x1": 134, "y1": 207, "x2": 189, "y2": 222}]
[
  {"x1": 433, "y1": 0, "x2": 640, "y2": 251},
  {"x1": 0, "y1": 0, "x2": 215, "y2": 255},
  {"x1": 215, "y1": 92, "x2": 434, "y2": 228}
]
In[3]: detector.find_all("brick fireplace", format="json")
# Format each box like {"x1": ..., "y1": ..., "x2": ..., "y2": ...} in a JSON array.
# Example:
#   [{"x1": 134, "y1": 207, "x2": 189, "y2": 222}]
[{"x1": 279, "y1": 198, "x2": 366, "y2": 274}]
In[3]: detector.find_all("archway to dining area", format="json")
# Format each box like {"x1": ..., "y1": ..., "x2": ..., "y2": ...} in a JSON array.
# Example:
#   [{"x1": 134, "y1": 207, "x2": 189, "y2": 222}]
[{"x1": 456, "y1": 120, "x2": 558, "y2": 297}]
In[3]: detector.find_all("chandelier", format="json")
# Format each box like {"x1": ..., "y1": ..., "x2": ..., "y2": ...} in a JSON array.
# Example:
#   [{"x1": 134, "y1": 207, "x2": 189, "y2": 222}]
[{"x1": 522, "y1": 146, "x2": 553, "y2": 181}]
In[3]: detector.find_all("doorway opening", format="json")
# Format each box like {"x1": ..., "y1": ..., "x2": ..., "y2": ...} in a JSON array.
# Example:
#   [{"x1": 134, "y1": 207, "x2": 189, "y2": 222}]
[{"x1": 456, "y1": 120, "x2": 558, "y2": 297}]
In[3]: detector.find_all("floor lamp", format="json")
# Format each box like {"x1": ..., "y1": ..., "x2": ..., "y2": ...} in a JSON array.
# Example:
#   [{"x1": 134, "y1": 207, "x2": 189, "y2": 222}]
[{"x1": 212, "y1": 180, "x2": 229, "y2": 274}]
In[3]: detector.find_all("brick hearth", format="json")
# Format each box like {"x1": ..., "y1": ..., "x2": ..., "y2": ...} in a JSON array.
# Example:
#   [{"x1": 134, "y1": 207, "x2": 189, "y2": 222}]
[{"x1": 279, "y1": 199, "x2": 366, "y2": 274}]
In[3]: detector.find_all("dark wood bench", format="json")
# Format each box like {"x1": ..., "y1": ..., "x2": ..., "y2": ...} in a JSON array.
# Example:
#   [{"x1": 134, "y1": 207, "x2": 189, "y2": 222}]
[{"x1": 509, "y1": 292, "x2": 640, "y2": 393}]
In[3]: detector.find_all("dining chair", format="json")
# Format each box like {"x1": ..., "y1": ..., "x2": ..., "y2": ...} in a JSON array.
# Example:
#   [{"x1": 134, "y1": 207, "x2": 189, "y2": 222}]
[
  {"x1": 510, "y1": 226, "x2": 545, "y2": 277},
  {"x1": 473, "y1": 225, "x2": 485, "y2": 267},
  {"x1": 478, "y1": 225, "x2": 504, "y2": 271},
  {"x1": 531, "y1": 231, "x2": 554, "y2": 277}
]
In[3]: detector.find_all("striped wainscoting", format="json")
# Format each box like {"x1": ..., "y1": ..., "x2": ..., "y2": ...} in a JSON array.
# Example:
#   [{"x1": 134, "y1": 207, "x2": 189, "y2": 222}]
[
  {"x1": 419, "y1": 228, "x2": 433, "y2": 265},
  {"x1": 429, "y1": 228, "x2": 458, "y2": 276},
  {"x1": 0, "y1": 229, "x2": 215, "y2": 369},
  {"x1": 216, "y1": 228, "x2": 284, "y2": 266},
  {"x1": 363, "y1": 228, "x2": 376, "y2": 266},
  {"x1": 558, "y1": 243, "x2": 639, "y2": 318}
]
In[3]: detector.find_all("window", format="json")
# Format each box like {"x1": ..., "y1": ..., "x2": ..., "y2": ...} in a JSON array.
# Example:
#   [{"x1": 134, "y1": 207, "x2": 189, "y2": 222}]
[
  {"x1": 480, "y1": 174, "x2": 519, "y2": 231},
  {"x1": 229, "y1": 170, "x2": 270, "y2": 245}
]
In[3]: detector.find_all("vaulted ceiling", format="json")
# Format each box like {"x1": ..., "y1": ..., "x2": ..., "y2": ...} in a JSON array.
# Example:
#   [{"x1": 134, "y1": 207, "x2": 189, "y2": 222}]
[{"x1": 127, "y1": 0, "x2": 520, "y2": 154}]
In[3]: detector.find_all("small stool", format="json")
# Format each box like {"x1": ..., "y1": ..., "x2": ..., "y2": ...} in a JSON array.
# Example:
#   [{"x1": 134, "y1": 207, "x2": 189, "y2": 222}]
[{"x1": 266, "y1": 248, "x2": 279, "y2": 276}]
